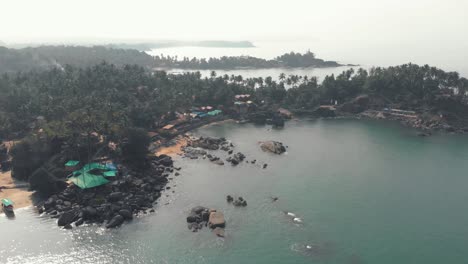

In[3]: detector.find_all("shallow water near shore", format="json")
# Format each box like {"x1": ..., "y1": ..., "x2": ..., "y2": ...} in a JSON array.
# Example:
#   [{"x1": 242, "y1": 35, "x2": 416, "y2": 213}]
[{"x1": 2, "y1": 119, "x2": 468, "y2": 264}]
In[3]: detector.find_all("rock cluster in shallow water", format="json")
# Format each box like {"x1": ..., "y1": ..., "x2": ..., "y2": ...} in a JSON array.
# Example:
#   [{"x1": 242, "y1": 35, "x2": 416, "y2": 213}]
[{"x1": 186, "y1": 206, "x2": 226, "y2": 237}]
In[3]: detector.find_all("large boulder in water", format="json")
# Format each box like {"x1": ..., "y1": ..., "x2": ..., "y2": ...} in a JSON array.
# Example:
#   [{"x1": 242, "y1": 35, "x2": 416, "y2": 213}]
[
  {"x1": 82, "y1": 206, "x2": 97, "y2": 219},
  {"x1": 43, "y1": 197, "x2": 57, "y2": 210},
  {"x1": 208, "y1": 211, "x2": 226, "y2": 229},
  {"x1": 259, "y1": 141, "x2": 286, "y2": 154},
  {"x1": 186, "y1": 213, "x2": 201, "y2": 223},
  {"x1": 106, "y1": 214, "x2": 125, "y2": 228},
  {"x1": 118, "y1": 209, "x2": 133, "y2": 220},
  {"x1": 57, "y1": 210, "x2": 79, "y2": 226}
]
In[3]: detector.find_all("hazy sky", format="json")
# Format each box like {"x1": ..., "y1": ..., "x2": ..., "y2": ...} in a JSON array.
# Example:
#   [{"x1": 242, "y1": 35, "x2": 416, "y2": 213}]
[{"x1": 1, "y1": 0, "x2": 467, "y2": 44}]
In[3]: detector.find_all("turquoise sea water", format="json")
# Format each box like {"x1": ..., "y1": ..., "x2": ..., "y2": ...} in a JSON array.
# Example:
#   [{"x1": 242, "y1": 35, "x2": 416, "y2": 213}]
[{"x1": 2, "y1": 119, "x2": 468, "y2": 264}]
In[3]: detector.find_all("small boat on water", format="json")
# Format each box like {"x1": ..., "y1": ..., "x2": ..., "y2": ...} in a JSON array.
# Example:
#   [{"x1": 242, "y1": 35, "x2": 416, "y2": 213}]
[{"x1": 2, "y1": 198, "x2": 14, "y2": 216}]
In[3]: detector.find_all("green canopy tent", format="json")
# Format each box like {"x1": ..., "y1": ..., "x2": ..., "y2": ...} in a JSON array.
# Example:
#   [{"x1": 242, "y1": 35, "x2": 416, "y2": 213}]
[
  {"x1": 69, "y1": 162, "x2": 117, "y2": 189},
  {"x1": 69, "y1": 172, "x2": 109, "y2": 189},
  {"x1": 65, "y1": 160, "x2": 80, "y2": 172},
  {"x1": 65, "y1": 160, "x2": 80, "y2": 167}
]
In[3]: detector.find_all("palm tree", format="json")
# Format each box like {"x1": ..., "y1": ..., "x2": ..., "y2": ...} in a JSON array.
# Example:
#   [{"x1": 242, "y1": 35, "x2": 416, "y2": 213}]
[
  {"x1": 279, "y1": 73, "x2": 286, "y2": 82},
  {"x1": 210, "y1": 71, "x2": 217, "y2": 79}
]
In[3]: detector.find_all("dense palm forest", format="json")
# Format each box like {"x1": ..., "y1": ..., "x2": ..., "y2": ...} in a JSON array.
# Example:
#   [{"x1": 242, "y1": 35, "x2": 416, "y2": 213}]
[
  {"x1": 1, "y1": 62, "x2": 467, "y2": 139},
  {"x1": 1, "y1": 62, "x2": 467, "y2": 195},
  {"x1": 0, "y1": 46, "x2": 341, "y2": 73}
]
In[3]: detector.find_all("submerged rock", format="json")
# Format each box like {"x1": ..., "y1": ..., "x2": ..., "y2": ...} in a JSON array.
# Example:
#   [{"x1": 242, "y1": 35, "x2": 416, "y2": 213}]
[
  {"x1": 214, "y1": 227, "x2": 225, "y2": 237},
  {"x1": 232, "y1": 197, "x2": 247, "y2": 207}
]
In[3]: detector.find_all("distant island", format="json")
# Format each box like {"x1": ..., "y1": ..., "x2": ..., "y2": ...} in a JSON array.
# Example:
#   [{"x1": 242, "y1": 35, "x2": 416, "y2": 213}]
[
  {"x1": 153, "y1": 51, "x2": 346, "y2": 69},
  {"x1": 0, "y1": 45, "x2": 346, "y2": 74}
]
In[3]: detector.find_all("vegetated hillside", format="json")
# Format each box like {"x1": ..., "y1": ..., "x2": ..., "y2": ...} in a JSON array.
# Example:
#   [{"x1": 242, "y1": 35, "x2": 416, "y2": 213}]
[
  {"x1": 0, "y1": 46, "x2": 343, "y2": 73},
  {"x1": 0, "y1": 46, "x2": 154, "y2": 73}
]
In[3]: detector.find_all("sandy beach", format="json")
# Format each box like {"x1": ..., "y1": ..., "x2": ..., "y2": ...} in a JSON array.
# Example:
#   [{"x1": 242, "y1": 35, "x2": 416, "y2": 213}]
[
  {"x1": 0, "y1": 171, "x2": 32, "y2": 209},
  {"x1": 156, "y1": 135, "x2": 189, "y2": 157},
  {"x1": 0, "y1": 140, "x2": 33, "y2": 209}
]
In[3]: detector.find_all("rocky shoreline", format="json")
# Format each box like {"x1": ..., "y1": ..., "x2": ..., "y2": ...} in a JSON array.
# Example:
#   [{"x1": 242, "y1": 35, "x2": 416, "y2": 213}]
[
  {"x1": 297, "y1": 94, "x2": 468, "y2": 135},
  {"x1": 31, "y1": 97, "x2": 462, "y2": 230},
  {"x1": 30, "y1": 112, "x2": 290, "y2": 230},
  {"x1": 355, "y1": 109, "x2": 467, "y2": 135},
  {"x1": 180, "y1": 135, "x2": 280, "y2": 168},
  {"x1": 36, "y1": 154, "x2": 178, "y2": 229}
]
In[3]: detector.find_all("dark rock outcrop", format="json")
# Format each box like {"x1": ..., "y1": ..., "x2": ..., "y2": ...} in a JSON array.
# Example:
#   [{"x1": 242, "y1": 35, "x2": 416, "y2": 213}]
[
  {"x1": 227, "y1": 152, "x2": 245, "y2": 165},
  {"x1": 186, "y1": 206, "x2": 225, "y2": 235},
  {"x1": 260, "y1": 141, "x2": 286, "y2": 154},
  {"x1": 189, "y1": 137, "x2": 228, "y2": 150},
  {"x1": 57, "y1": 210, "x2": 79, "y2": 227},
  {"x1": 39, "y1": 155, "x2": 176, "y2": 229},
  {"x1": 106, "y1": 214, "x2": 124, "y2": 228},
  {"x1": 233, "y1": 197, "x2": 247, "y2": 207}
]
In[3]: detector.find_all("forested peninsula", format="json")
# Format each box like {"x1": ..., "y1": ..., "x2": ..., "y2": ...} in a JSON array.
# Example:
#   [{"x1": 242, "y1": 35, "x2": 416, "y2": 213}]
[
  {"x1": 1, "y1": 54, "x2": 468, "y2": 228},
  {"x1": 0, "y1": 45, "x2": 343, "y2": 73},
  {"x1": 1, "y1": 62, "x2": 468, "y2": 189}
]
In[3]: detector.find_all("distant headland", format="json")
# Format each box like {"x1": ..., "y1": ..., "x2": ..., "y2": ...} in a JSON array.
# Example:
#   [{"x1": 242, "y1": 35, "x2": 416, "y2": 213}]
[{"x1": 0, "y1": 44, "x2": 347, "y2": 73}]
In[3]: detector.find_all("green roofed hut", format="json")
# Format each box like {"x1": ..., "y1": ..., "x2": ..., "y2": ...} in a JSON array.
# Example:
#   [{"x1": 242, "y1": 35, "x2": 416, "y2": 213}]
[
  {"x1": 64, "y1": 160, "x2": 80, "y2": 171},
  {"x1": 69, "y1": 173, "x2": 109, "y2": 189},
  {"x1": 69, "y1": 162, "x2": 118, "y2": 189}
]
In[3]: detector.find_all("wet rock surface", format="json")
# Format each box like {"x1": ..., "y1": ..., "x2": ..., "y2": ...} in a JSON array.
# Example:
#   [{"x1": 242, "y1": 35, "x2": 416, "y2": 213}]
[
  {"x1": 259, "y1": 141, "x2": 286, "y2": 154},
  {"x1": 182, "y1": 136, "x2": 271, "y2": 171},
  {"x1": 186, "y1": 206, "x2": 226, "y2": 236},
  {"x1": 226, "y1": 152, "x2": 245, "y2": 166},
  {"x1": 37, "y1": 155, "x2": 177, "y2": 229},
  {"x1": 227, "y1": 195, "x2": 247, "y2": 207}
]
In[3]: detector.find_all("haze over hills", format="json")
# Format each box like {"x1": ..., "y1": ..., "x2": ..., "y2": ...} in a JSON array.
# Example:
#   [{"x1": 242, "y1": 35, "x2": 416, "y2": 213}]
[
  {"x1": 2, "y1": 40, "x2": 255, "y2": 51},
  {"x1": 0, "y1": 45, "x2": 344, "y2": 73}
]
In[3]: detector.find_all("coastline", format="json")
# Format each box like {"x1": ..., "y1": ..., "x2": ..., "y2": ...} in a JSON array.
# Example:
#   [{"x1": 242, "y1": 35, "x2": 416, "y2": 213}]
[
  {"x1": 154, "y1": 119, "x2": 235, "y2": 157},
  {"x1": 155, "y1": 136, "x2": 189, "y2": 157},
  {"x1": 0, "y1": 140, "x2": 33, "y2": 210},
  {"x1": 2, "y1": 110, "x2": 461, "y2": 214},
  {"x1": 0, "y1": 171, "x2": 32, "y2": 210}
]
